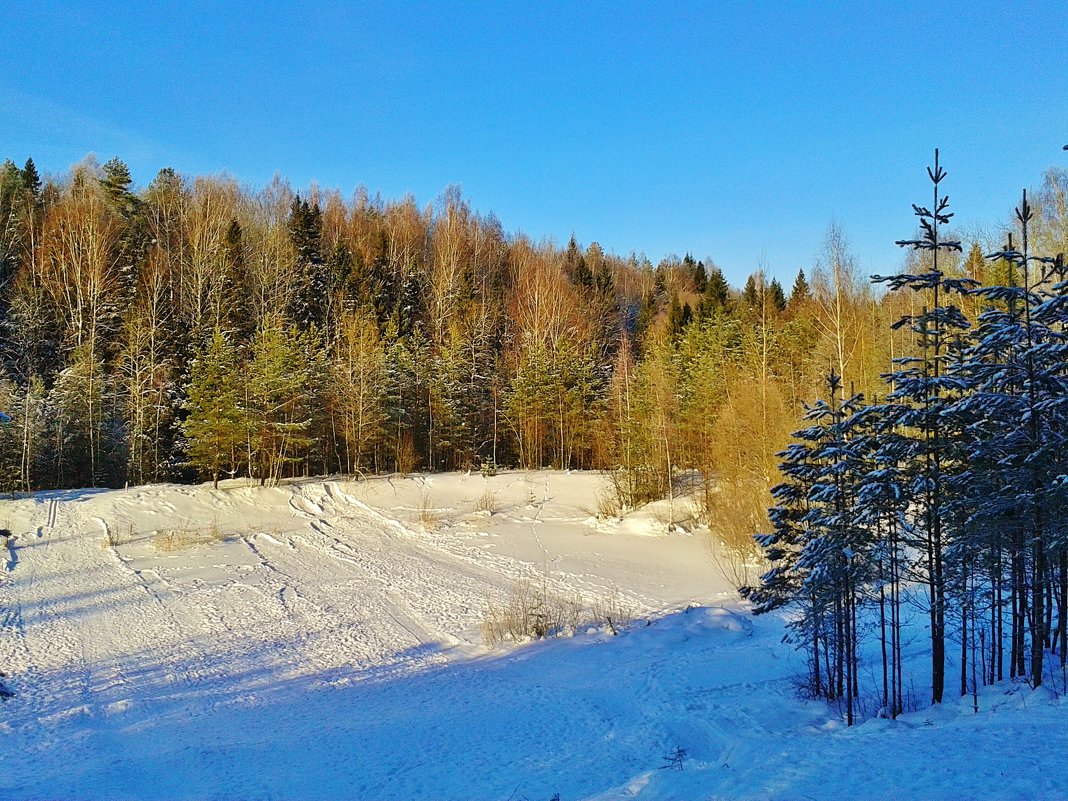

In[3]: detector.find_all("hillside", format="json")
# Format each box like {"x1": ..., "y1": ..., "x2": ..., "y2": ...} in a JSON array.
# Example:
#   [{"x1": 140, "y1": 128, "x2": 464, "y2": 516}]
[{"x1": 0, "y1": 471, "x2": 1064, "y2": 800}]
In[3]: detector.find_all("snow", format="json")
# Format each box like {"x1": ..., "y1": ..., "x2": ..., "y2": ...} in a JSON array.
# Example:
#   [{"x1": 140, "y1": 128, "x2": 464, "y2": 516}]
[{"x1": 0, "y1": 471, "x2": 1065, "y2": 800}]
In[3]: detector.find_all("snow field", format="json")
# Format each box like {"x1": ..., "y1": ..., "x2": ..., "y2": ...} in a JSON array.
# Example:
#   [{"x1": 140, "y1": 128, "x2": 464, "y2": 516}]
[{"x1": 0, "y1": 471, "x2": 1065, "y2": 800}]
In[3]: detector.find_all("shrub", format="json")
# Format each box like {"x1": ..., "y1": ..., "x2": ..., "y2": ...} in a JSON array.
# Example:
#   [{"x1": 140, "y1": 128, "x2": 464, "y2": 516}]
[
  {"x1": 474, "y1": 485, "x2": 498, "y2": 515},
  {"x1": 481, "y1": 577, "x2": 636, "y2": 645}
]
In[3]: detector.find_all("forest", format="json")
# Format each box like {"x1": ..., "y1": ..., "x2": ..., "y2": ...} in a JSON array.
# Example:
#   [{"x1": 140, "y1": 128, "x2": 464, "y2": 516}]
[{"x1": 1, "y1": 151, "x2": 1067, "y2": 717}]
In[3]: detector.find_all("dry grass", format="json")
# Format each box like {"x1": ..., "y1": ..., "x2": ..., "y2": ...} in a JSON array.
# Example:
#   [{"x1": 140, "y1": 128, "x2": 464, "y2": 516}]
[
  {"x1": 589, "y1": 588, "x2": 635, "y2": 636},
  {"x1": 481, "y1": 576, "x2": 637, "y2": 646},
  {"x1": 418, "y1": 488, "x2": 439, "y2": 529},
  {"x1": 474, "y1": 485, "x2": 498, "y2": 515},
  {"x1": 102, "y1": 522, "x2": 133, "y2": 549},
  {"x1": 592, "y1": 488, "x2": 621, "y2": 521},
  {"x1": 154, "y1": 522, "x2": 228, "y2": 553},
  {"x1": 651, "y1": 500, "x2": 700, "y2": 533}
]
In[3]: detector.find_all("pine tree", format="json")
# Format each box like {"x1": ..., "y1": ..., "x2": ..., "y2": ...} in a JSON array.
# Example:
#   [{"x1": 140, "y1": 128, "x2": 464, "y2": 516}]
[
  {"x1": 100, "y1": 158, "x2": 140, "y2": 218},
  {"x1": 99, "y1": 157, "x2": 148, "y2": 311}
]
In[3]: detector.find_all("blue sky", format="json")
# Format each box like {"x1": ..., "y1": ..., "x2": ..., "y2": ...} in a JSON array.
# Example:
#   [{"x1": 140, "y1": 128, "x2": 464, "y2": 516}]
[{"x1": 2, "y1": 1, "x2": 1066, "y2": 285}]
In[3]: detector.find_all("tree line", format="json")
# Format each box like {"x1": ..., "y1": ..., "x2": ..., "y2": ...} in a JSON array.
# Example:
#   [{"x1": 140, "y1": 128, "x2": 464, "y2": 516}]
[
  {"x1": 0, "y1": 153, "x2": 1065, "y2": 582},
  {"x1": 745, "y1": 151, "x2": 1068, "y2": 723},
  {"x1": 0, "y1": 155, "x2": 894, "y2": 506}
]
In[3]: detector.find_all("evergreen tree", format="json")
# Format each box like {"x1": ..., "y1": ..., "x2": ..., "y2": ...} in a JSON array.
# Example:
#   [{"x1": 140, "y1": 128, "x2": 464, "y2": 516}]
[
  {"x1": 666, "y1": 293, "x2": 687, "y2": 340},
  {"x1": 952, "y1": 191, "x2": 1067, "y2": 687},
  {"x1": 99, "y1": 157, "x2": 149, "y2": 308},
  {"x1": 595, "y1": 259, "x2": 614, "y2": 296},
  {"x1": 287, "y1": 195, "x2": 328, "y2": 329},
  {"x1": 789, "y1": 268, "x2": 812, "y2": 307},
  {"x1": 769, "y1": 278, "x2": 787, "y2": 312},
  {"x1": 21, "y1": 157, "x2": 41, "y2": 205},
  {"x1": 684, "y1": 253, "x2": 707, "y2": 293},
  {"x1": 699, "y1": 267, "x2": 731, "y2": 317},
  {"x1": 182, "y1": 328, "x2": 246, "y2": 488},
  {"x1": 634, "y1": 291, "x2": 659, "y2": 346},
  {"x1": 745, "y1": 371, "x2": 869, "y2": 719},
  {"x1": 100, "y1": 158, "x2": 140, "y2": 218},
  {"x1": 223, "y1": 217, "x2": 255, "y2": 340},
  {"x1": 872, "y1": 149, "x2": 970, "y2": 704},
  {"x1": 0, "y1": 382, "x2": 22, "y2": 495},
  {"x1": 245, "y1": 316, "x2": 314, "y2": 485},
  {"x1": 742, "y1": 273, "x2": 760, "y2": 307},
  {"x1": 566, "y1": 234, "x2": 593, "y2": 287}
]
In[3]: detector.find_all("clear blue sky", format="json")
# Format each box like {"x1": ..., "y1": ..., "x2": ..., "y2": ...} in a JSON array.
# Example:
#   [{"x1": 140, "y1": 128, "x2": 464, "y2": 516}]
[{"x1": 2, "y1": 1, "x2": 1066, "y2": 286}]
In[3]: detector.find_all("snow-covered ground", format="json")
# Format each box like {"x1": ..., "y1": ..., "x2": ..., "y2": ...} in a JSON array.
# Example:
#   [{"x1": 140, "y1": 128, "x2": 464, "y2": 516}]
[{"x1": 0, "y1": 471, "x2": 1064, "y2": 800}]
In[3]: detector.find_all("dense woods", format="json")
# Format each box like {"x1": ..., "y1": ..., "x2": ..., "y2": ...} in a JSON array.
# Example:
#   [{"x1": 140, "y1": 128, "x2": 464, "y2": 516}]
[
  {"x1": 2, "y1": 151, "x2": 1068, "y2": 718},
  {"x1": 0, "y1": 154, "x2": 900, "y2": 512}
]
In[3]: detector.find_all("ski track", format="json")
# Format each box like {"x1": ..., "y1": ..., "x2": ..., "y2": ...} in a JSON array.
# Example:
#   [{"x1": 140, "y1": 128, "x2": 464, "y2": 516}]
[
  {"x1": 0, "y1": 476, "x2": 625, "y2": 746},
  {"x1": 326, "y1": 478, "x2": 660, "y2": 615},
  {"x1": 5, "y1": 475, "x2": 1048, "y2": 801}
]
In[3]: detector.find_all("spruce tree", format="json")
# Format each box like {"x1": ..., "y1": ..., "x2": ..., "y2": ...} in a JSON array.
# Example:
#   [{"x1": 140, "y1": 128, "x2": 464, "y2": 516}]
[
  {"x1": 21, "y1": 158, "x2": 41, "y2": 205},
  {"x1": 957, "y1": 191, "x2": 1066, "y2": 687},
  {"x1": 746, "y1": 371, "x2": 869, "y2": 719},
  {"x1": 684, "y1": 253, "x2": 707, "y2": 293},
  {"x1": 567, "y1": 235, "x2": 593, "y2": 287},
  {"x1": 288, "y1": 195, "x2": 328, "y2": 329},
  {"x1": 182, "y1": 328, "x2": 246, "y2": 488},
  {"x1": 789, "y1": 268, "x2": 812, "y2": 307},
  {"x1": 666, "y1": 293, "x2": 687, "y2": 340},
  {"x1": 742, "y1": 273, "x2": 760, "y2": 307},
  {"x1": 698, "y1": 267, "x2": 731, "y2": 318},
  {"x1": 873, "y1": 149, "x2": 970, "y2": 704},
  {"x1": 246, "y1": 316, "x2": 313, "y2": 485},
  {"x1": 769, "y1": 278, "x2": 787, "y2": 312}
]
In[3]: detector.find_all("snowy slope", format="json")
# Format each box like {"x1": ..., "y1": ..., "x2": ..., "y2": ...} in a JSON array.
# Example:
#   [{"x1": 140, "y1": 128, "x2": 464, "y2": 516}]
[{"x1": 0, "y1": 472, "x2": 1065, "y2": 801}]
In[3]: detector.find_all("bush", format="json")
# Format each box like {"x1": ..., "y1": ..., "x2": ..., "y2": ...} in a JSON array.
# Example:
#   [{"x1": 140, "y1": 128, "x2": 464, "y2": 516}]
[
  {"x1": 607, "y1": 464, "x2": 666, "y2": 510},
  {"x1": 592, "y1": 488, "x2": 621, "y2": 520},
  {"x1": 481, "y1": 577, "x2": 636, "y2": 645},
  {"x1": 474, "y1": 485, "x2": 498, "y2": 515}
]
